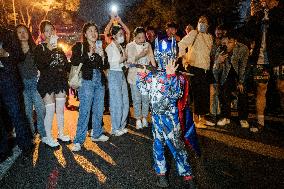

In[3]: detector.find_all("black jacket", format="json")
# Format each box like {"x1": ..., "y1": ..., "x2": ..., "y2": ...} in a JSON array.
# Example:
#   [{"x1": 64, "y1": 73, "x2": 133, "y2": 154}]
[{"x1": 70, "y1": 42, "x2": 109, "y2": 84}]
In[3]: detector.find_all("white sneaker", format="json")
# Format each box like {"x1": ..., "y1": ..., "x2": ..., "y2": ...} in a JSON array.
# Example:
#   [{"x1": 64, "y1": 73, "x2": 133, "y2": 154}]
[
  {"x1": 240, "y1": 120, "x2": 249, "y2": 128},
  {"x1": 113, "y1": 130, "x2": 125, "y2": 136},
  {"x1": 142, "y1": 118, "x2": 148, "y2": 128},
  {"x1": 217, "y1": 118, "x2": 230, "y2": 126},
  {"x1": 136, "y1": 119, "x2": 143, "y2": 130},
  {"x1": 43, "y1": 137, "x2": 60, "y2": 148},
  {"x1": 58, "y1": 134, "x2": 71, "y2": 142},
  {"x1": 121, "y1": 128, "x2": 128, "y2": 134},
  {"x1": 71, "y1": 143, "x2": 81, "y2": 152},
  {"x1": 91, "y1": 134, "x2": 109, "y2": 142},
  {"x1": 205, "y1": 120, "x2": 215, "y2": 126}
]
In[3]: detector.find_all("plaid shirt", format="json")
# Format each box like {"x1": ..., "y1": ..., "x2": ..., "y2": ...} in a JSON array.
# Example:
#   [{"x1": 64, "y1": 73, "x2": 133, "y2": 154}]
[{"x1": 213, "y1": 42, "x2": 249, "y2": 85}]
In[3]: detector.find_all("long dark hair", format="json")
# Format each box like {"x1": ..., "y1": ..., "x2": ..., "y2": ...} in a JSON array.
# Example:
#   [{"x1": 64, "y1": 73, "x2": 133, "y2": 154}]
[
  {"x1": 14, "y1": 24, "x2": 36, "y2": 57},
  {"x1": 82, "y1": 22, "x2": 99, "y2": 54}
]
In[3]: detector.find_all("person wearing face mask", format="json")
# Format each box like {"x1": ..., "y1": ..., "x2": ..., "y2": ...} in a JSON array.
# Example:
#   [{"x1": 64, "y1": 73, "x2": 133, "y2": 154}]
[
  {"x1": 104, "y1": 16, "x2": 130, "y2": 45},
  {"x1": 178, "y1": 16, "x2": 214, "y2": 128},
  {"x1": 126, "y1": 27, "x2": 156, "y2": 129},
  {"x1": 71, "y1": 23, "x2": 109, "y2": 152},
  {"x1": 34, "y1": 20, "x2": 71, "y2": 148},
  {"x1": 105, "y1": 25, "x2": 129, "y2": 136}
]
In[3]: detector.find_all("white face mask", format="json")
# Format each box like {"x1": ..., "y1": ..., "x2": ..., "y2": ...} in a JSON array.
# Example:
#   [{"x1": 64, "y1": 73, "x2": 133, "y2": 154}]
[
  {"x1": 197, "y1": 23, "x2": 207, "y2": 33},
  {"x1": 116, "y1": 36, "x2": 125, "y2": 44}
]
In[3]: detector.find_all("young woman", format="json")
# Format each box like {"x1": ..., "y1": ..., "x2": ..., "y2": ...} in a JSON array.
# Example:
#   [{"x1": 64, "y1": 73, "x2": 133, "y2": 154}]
[
  {"x1": 105, "y1": 24, "x2": 129, "y2": 136},
  {"x1": 15, "y1": 24, "x2": 46, "y2": 141},
  {"x1": 34, "y1": 20, "x2": 70, "y2": 147},
  {"x1": 71, "y1": 23, "x2": 109, "y2": 152},
  {"x1": 126, "y1": 27, "x2": 156, "y2": 129}
]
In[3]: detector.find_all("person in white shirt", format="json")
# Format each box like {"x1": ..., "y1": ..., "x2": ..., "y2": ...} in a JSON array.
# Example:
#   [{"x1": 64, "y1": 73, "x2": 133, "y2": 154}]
[
  {"x1": 126, "y1": 27, "x2": 156, "y2": 129},
  {"x1": 105, "y1": 25, "x2": 129, "y2": 136},
  {"x1": 178, "y1": 16, "x2": 214, "y2": 128}
]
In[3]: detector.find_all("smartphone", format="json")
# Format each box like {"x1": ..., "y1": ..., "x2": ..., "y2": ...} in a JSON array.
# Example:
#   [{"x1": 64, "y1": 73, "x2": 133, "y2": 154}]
[
  {"x1": 50, "y1": 35, "x2": 59, "y2": 47},
  {"x1": 96, "y1": 40, "x2": 103, "y2": 49}
]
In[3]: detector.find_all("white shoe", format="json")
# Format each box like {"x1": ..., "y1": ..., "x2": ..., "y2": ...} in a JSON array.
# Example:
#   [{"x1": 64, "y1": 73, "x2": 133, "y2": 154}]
[
  {"x1": 217, "y1": 118, "x2": 230, "y2": 126},
  {"x1": 113, "y1": 130, "x2": 125, "y2": 136},
  {"x1": 195, "y1": 122, "x2": 207, "y2": 129},
  {"x1": 71, "y1": 143, "x2": 81, "y2": 152},
  {"x1": 136, "y1": 120, "x2": 143, "y2": 130},
  {"x1": 240, "y1": 120, "x2": 249, "y2": 128},
  {"x1": 205, "y1": 120, "x2": 215, "y2": 126},
  {"x1": 142, "y1": 118, "x2": 148, "y2": 128},
  {"x1": 121, "y1": 128, "x2": 128, "y2": 134},
  {"x1": 91, "y1": 134, "x2": 109, "y2": 142},
  {"x1": 58, "y1": 135, "x2": 70, "y2": 142},
  {"x1": 43, "y1": 137, "x2": 60, "y2": 148}
]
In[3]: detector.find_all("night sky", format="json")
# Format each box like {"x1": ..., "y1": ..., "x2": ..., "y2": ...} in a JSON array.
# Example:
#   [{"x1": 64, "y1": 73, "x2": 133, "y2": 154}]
[{"x1": 78, "y1": 0, "x2": 140, "y2": 29}]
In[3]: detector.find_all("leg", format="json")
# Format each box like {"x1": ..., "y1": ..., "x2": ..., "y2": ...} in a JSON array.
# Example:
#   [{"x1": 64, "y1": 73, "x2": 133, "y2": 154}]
[
  {"x1": 23, "y1": 89, "x2": 35, "y2": 135},
  {"x1": 238, "y1": 90, "x2": 249, "y2": 121},
  {"x1": 0, "y1": 83, "x2": 32, "y2": 151},
  {"x1": 108, "y1": 71, "x2": 123, "y2": 133},
  {"x1": 55, "y1": 91, "x2": 69, "y2": 141},
  {"x1": 120, "y1": 74, "x2": 129, "y2": 130},
  {"x1": 43, "y1": 93, "x2": 58, "y2": 146},
  {"x1": 33, "y1": 90, "x2": 46, "y2": 138},
  {"x1": 152, "y1": 115, "x2": 167, "y2": 175},
  {"x1": 73, "y1": 80, "x2": 94, "y2": 144},
  {"x1": 256, "y1": 82, "x2": 268, "y2": 126},
  {"x1": 162, "y1": 113, "x2": 192, "y2": 176},
  {"x1": 92, "y1": 84, "x2": 105, "y2": 138},
  {"x1": 130, "y1": 84, "x2": 142, "y2": 120}
]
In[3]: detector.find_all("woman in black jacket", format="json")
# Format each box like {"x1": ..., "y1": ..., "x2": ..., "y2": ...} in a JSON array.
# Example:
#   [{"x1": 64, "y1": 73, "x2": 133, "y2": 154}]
[
  {"x1": 34, "y1": 20, "x2": 70, "y2": 147},
  {"x1": 71, "y1": 23, "x2": 109, "y2": 152}
]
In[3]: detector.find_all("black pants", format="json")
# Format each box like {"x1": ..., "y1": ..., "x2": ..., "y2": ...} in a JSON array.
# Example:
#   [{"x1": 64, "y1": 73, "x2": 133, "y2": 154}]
[
  {"x1": 189, "y1": 66, "x2": 210, "y2": 115},
  {"x1": 219, "y1": 69, "x2": 248, "y2": 120},
  {"x1": 0, "y1": 75, "x2": 32, "y2": 152}
]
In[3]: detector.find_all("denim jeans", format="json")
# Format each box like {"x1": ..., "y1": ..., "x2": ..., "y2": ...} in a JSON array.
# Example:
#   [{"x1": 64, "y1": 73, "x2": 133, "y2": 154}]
[
  {"x1": 130, "y1": 84, "x2": 149, "y2": 119},
  {"x1": 74, "y1": 69, "x2": 105, "y2": 144},
  {"x1": 0, "y1": 75, "x2": 32, "y2": 151},
  {"x1": 108, "y1": 70, "x2": 129, "y2": 133},
  {"x1": 23, "y1": 78, "x2": 46, "y2": 137}
]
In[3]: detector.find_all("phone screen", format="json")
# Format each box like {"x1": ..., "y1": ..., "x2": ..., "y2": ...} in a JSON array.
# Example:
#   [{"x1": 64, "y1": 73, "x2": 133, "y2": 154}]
[
  {"x1": 50, "y1": 35, "x2": 58, "y2": 47},
  {"x1": 96, "y1": 40, "x2": 103, "y2": 49}
]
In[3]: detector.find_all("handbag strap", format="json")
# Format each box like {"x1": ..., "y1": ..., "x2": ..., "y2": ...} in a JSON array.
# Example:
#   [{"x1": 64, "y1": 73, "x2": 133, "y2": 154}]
[{"x1": 188, "y1": 31, "x2": 199, "y2": 51}]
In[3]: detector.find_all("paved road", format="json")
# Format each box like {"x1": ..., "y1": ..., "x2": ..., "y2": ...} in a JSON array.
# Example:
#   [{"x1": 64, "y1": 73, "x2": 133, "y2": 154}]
[{"x1": 0, "y1": 98, "x2": 284, "y2": 189}]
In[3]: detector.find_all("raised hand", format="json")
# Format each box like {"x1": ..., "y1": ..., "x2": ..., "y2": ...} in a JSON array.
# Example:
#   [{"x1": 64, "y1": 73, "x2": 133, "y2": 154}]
[{"x1": 166, "y1": 61, "x2": 179, "y2": 75}]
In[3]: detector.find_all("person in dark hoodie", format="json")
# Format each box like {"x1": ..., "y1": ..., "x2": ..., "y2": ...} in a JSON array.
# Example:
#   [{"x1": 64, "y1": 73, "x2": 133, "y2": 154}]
[{"x1": 0, "y1": 26, "x2": 33, "y2": 162}]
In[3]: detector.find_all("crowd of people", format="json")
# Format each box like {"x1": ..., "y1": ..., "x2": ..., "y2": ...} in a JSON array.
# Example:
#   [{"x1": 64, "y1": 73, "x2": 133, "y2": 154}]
[{"x1": 0, "y1": 0, "x2": 283, "y2": 187}]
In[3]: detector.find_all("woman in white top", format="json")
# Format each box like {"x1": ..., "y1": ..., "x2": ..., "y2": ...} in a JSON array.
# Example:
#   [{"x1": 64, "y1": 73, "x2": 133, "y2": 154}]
[
  {"x1": 126, "y1": 27, "x2": 156, "y2": 129},
  {"x1": 105, "y1": 25, "x2": 129, "y2": 136}
]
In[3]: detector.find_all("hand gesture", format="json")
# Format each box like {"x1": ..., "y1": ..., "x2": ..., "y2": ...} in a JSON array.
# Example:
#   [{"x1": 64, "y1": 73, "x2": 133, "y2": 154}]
[
  {"x1": 166, "y1": 61, "x2": 179, "y2": 75},
  {"x1": 116, "y1": 16, "x2": 122, "y2": 23},
  {"x1": 96, "y1": 48, "x2": 104, "y2": 58},
  {"x1": 137, "y1": 47, "x2": 148, "y2": 59},
  {"x1": 217, "y1": 53, "x2": 228, "y2": 63}
]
